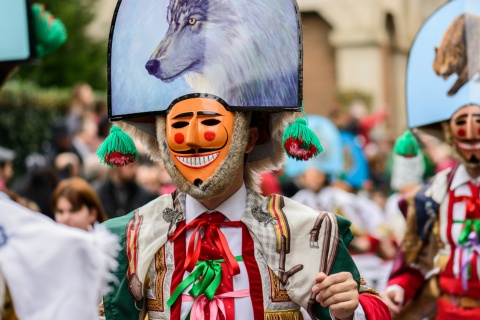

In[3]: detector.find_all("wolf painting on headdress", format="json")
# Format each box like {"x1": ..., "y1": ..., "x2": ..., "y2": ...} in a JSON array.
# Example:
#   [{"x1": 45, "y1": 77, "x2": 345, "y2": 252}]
[{"x1": 144, "y1": 0, "x2": 299, "y2": 107}]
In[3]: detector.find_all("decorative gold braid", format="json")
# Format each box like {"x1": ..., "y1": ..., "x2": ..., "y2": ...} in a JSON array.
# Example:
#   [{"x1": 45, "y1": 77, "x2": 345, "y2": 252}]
[
  {"x1": 432, "y1": 218, "x2": 448, "y2": 271},
  {"x1": 264, "y1": 310, "x2": 303, "y2": 320},
  {"x1": 268, "y1": 268, "x2": 291, "y2": 302},
  {"x1": 146, "y1": 247, "x2": 167, "y2": 312},
  {"x1": 400, "y1": 186, "x2": 425, "y2": 264}
]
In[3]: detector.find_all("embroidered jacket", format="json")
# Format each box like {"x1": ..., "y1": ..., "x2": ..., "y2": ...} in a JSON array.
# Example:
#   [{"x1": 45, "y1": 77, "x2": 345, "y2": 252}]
[{"x1": 102, "y1": 188, "x2": 389, "y2": 319}]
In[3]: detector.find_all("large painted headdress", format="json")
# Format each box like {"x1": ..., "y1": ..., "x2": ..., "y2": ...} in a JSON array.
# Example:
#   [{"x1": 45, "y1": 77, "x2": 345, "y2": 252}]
[
  {"x1": 407, "y1": 0, "x2": 480, "y2": 135},
  {"x1": 100, "y1": 0, "x2": 319, "y2": 193}
]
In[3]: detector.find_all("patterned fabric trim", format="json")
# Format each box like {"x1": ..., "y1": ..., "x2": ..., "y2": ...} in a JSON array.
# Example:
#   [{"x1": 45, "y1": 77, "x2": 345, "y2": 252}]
[
  {"x1": 264, "y1": 310, "x2": 303, "y2": 320},
  {"x1": 126, "y1": 210, "x2": 144, "y2": 301},
  {"x1": 267, "y1": 195, "x2": 290, "y2": 253},
  {"x1": 146, "y1": 246, "x2": 167, "y2": 312}
]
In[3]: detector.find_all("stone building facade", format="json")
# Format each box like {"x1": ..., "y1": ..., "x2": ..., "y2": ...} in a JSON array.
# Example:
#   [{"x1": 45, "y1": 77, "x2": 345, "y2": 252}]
[{"x1": 298, "y1": 0, "x2": 447, "y2": 137}]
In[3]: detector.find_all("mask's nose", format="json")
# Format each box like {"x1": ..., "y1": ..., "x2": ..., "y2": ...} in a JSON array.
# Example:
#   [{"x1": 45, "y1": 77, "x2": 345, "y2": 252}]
[{"x1": 185, "y1": 118, "x2": 200, "y2": 150}]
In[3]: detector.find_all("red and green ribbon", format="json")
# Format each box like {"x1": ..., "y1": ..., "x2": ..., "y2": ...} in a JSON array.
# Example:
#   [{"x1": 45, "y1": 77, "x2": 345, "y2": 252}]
[{"x1": 166, "y1": 256, "x2": 243, "y2": 309}]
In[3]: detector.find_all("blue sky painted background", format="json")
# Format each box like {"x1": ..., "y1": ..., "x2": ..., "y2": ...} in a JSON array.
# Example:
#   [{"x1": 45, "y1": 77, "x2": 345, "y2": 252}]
[{"x1": 111, "y1": 0, "x2": 190, "y2": 117}]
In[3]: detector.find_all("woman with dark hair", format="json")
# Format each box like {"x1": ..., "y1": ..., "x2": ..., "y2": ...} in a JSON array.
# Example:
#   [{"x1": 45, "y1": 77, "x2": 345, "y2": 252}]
[{"x1": 51, "y1": 177, "x2": 108, "y2": 231}]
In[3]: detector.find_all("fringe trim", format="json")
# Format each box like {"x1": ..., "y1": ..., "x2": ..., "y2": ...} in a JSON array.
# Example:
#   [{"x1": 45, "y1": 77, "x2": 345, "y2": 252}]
[
  {"x1": 264, "y1": 310, "x2": 303, "y2": 320},
  {"x1": 400, "y1": 185, "x2": 424, "y2": 264}
]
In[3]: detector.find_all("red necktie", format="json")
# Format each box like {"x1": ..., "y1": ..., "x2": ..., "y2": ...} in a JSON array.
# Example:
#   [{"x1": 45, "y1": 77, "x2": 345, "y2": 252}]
[
  {"x1": 169, "y1": 211, "x2": 241, "y2": 320},
  {"x1": 170, "y1": 211, "x2": 242, "y2": 275}
]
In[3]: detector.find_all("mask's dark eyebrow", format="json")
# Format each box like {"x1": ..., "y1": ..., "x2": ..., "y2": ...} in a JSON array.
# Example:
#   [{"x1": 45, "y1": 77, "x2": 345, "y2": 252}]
[
  {"x1": 172, "y1": 112, "x2": 194, "y2": 119},
  {"x1": 454, "y1": 114, "x2": 468, "y2": 122},
  {"x1": 197, "y1": 111, "x2": 222, "y2": 116}
]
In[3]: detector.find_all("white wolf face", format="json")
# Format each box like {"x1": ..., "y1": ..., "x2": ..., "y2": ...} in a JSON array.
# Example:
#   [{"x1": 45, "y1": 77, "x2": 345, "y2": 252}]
[
  {"x1": 145, "y1": 0, "x2": 300, "y2": 107},
  {"x1": 145, "y1": 0, "x2": 212, "y2": 82}
]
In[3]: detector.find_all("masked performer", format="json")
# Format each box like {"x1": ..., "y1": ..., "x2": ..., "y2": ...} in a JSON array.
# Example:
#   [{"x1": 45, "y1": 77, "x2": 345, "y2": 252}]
[
  {"x1": 381, "y1": 1, "x2": 480, "y2": 318},
  {"x1": 98, "y1": 0, "x2": 390, "y2": 319}
]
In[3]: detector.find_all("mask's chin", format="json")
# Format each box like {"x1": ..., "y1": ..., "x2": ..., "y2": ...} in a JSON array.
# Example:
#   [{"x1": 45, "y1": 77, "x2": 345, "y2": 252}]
[
  {"x1": 194, "y1": 179, "x2": 203, "y2": 187},
  {"x1": 156, "y1": 112, "x2": 252, "y2": 200},
  {"x1": 451, "y1": 145, "x2": 480, "y2": 169}
]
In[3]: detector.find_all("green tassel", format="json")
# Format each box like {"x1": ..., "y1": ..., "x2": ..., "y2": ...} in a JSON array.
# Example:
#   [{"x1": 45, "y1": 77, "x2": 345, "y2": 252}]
[
  {"x1": 282, "y1": 117, "x2": 323, "y2": 161},
  {"x1": 96, "y1": 126, "x2": 139, "y2": 167},
  {"x1": 394, "y1": 130, "x2": 419, "y2": 157},
  {"x1": 32, "y1": 4, "x2": 67, "y2": 59}
]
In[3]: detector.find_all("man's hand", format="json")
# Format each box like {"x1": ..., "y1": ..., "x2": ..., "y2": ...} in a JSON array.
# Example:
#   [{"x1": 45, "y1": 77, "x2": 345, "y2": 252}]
[
  {"x1": 380, "y1": 287, "x2": 404, "y2": 315},
  {"x1": 312, "y1": 272, "x2": 358, "y2": 320}
]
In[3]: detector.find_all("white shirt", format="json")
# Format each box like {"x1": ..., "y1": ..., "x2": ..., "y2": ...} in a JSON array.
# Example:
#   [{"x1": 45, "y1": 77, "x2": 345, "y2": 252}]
[{"x1": 182, "y1": 184, "x2": 252, "y2": 319}]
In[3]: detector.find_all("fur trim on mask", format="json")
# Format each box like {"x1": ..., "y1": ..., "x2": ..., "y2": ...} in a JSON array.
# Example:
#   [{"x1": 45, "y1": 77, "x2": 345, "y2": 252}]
[
  {"x1": 116, "y1": 121, "x2": 162, "y2": 163},
  {"x1": 245, "y1": 112, "x2": 295, "y2": 191},
  {"x1": 442, "y1": 121, "x2": 479, "y2": 169},
  {"x1": 156, "y1": 112, "x2": 251, "y2": 200}
]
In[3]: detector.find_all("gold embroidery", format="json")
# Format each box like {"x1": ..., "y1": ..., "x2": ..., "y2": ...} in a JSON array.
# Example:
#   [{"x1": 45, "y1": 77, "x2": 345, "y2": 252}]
[
  {"x1": 264, "y1": 310, "x2": 303, "y2": 320},
  {"x1": 268, "y1": 268, "x2": 291, "y2": 302},
  {"x1": 146, "y1": 247, "x2": 167, "y2": 312}
]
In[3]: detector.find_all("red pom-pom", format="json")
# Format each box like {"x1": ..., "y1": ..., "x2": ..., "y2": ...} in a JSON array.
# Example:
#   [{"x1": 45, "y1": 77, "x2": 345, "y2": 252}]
[
  {"x1": 104, "y1": 152, "x2": 137, "y2": 168},
  {"x1": 283, "y1": 137, "x2": 318, "y2": 161}
]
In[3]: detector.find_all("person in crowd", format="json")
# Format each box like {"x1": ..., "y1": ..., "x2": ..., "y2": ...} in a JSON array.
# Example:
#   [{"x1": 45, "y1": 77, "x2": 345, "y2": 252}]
[
  {"x1": 66, "y1": 82, "x2": 95, "y2": 135},
  {"x1": 381, "y1": 2, "x2": 480, "y2": 318},
  {"x1": 54, "y1": 151, "x2": 82, "y2": 179},
  {"x1": 51, "y1": 177, "x2": 108, "y2": 231},
  {"x1": 136, "y1": 161, "x2": 163, "y2": 196},
  {"x1": 83, "y1": 153, "x2": 109, "y2": 184},
  {"x1": 14, "y1": 164, "x2": 59, "y2": 218},
  {"x1": 94, "y1": 161, "x2": 157, "y2": 218},
  {"x1": 0, "y1": 146, "x2": 15, "y2": 198},
  {"x1": 72, "y1": 118, "x2": 100, "y2": 164},
  {"x1": 0, "y1": 146, "x2": 41, "y2": 212},
  {"x1": 384, "y1": 135, "x2": 426, "y2": 245}
]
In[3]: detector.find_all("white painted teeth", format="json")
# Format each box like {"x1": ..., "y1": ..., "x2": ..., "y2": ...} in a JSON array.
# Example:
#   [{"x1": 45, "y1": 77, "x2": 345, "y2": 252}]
[
  {"x1": 176, "y1": 153, "x2": 219, "y2": 167},
  {"x1": 457, "y1": 142, "x2": 480, "y2": 151}
]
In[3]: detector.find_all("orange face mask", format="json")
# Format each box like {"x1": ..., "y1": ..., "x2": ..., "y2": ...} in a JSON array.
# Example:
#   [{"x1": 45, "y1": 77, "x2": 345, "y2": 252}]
[
  {"x1": 166, "y1": 97, "x2": 235, "y2": 186},
  {"x1": 450, "y1": 105, "x2": 480, "y2": 165}
]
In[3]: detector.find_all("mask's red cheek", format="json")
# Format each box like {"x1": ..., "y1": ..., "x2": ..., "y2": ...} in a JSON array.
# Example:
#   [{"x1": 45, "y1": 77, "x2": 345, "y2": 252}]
[
  {"x1": 477, "y1": 128, "x2": 480, "y2": 135},
  {"x1": 457, "y1": 129, "x2": 466, "y2": 137},
  {"x1": 204, "y1": 131, "x2": 216, "y2": 141},
  {"x1": 174, "y1": 133, "x2": 185, "y2": 144}
]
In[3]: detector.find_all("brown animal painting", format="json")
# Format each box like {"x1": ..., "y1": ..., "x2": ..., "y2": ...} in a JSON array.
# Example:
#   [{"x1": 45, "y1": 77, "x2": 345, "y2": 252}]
[{"x1": 433, "y1": 13, "x2": 480, "y2": 96}]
